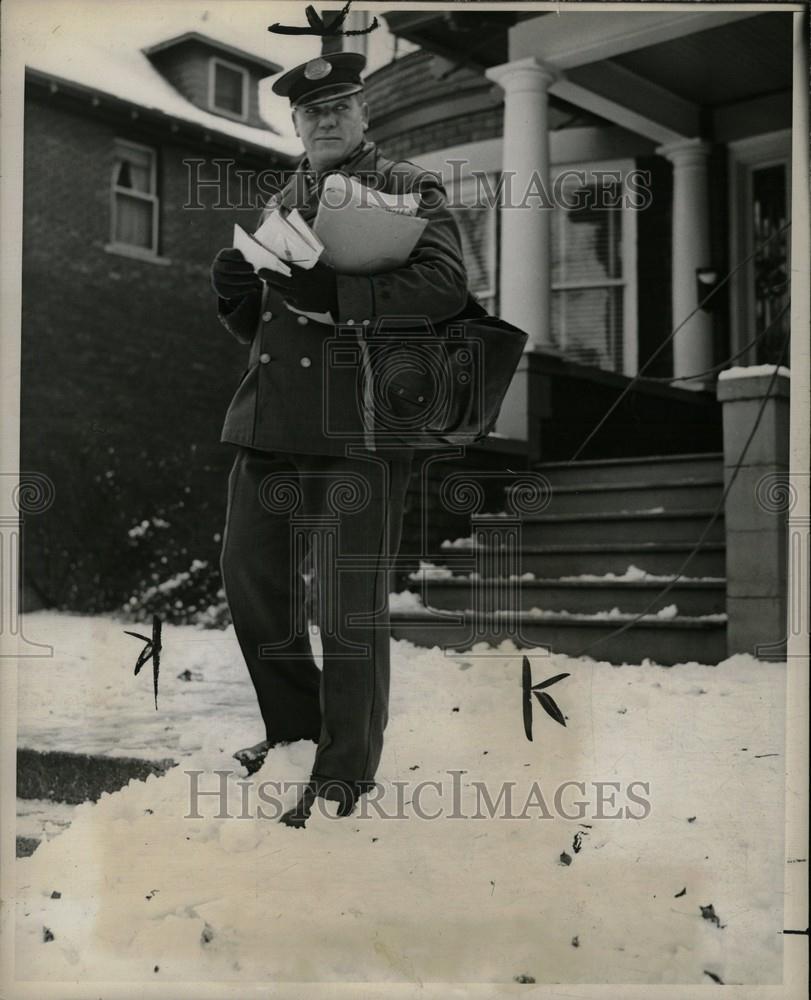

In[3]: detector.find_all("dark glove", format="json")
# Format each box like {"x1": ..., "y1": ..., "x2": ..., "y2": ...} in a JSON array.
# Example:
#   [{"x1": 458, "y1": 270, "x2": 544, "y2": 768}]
[
  {"x1": 211, "y1": 248, "x2": 261, "y2": 301},
  {"x1": 259, "y1": 258, "x2": 338, "y2": 316}
]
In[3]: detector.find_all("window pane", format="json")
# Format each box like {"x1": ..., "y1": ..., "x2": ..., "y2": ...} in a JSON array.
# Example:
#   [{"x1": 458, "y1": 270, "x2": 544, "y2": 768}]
[
  {"x1": 450, "y1": 205, "x2": 494, "y2": 298},
  {"x1": 114, "y1": 193, "x2": 153, "y2": 249},
  {"x1": 551, "y1": 287, "x2": 624, "y2": 371},
  {"x1": 114, "y1": 144, "x2": 153, "y2": 193},
  {"x1": 752, "y1": 163, "x2": 790, "y2": 365},
  {"x1": 551, "y1": 186, "x2": 622, "y2": 284},
  {"x1": 214, "y1": 63, "x2": 245, "y2": 115}
]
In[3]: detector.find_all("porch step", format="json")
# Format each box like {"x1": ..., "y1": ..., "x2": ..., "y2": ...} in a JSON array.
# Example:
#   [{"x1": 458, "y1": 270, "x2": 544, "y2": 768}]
[
  {"x1": 532, "y1": 451, "x2": 723, "y2": 487},
  {"x1": 389, "y1": 609, "x2": 727, "y2": 666},
  {"x1": 431, "y1": 543, "x2": 725, "y2": 579},
  {"x1": 521, "y1": 477, "x2": 724, "y2": 513},
  {"x1": 416, "y1": 577, "x2": 726, "y2": 616},
  {"x1": 474, "y1": 509, "x2": 724, "y2": 546}
]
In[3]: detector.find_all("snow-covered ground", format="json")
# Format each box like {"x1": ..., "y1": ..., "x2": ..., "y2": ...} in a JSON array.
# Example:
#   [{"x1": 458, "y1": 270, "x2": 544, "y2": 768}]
[{"x1": 13, "y1": 611, "x2": 787, "y2": 985}]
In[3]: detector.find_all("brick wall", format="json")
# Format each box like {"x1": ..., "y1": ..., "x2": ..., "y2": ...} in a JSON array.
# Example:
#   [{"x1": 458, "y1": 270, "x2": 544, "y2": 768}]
[{"x1": 20, "y1": 91, "x2": 281, "y2": 610}]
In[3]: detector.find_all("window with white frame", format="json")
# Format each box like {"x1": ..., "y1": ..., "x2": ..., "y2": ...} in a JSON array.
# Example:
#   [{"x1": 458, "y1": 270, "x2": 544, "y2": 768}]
[
  {"x1": 447, "y1": 175, "x2": 497, "y2": 314},
  {"x1": 209, "y1": 57, "x2": 248, "y2": 120},
  {"x1": 550, "y1": 163, "x2": 636, "y2": 375},
  {"x1": 110, "y1": 140, "x2": 159, "y2": 255}
]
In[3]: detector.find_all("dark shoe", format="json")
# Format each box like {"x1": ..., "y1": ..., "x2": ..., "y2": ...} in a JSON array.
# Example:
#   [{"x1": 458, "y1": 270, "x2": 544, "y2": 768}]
[
  {"x1": 233, "y1": 732, "x2": 319, "y2": 776},
  {"x1": 279, "y1": 784, "x2": 317, "y2": 829},
  {"x1": 278, "y1": 780, "x2": 360, "y2": 828},
  {"x1": 233, "y1": 739, "x2": 275, "y2": 775}
]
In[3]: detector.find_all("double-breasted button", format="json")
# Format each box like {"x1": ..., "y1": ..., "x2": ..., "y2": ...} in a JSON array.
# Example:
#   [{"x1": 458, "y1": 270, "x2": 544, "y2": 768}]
[
  {"x1": 261, "y1": 311, "x2": 273, "y2": 322},
  {"x1": 296, "y1": 315, "x2": 308, "y2": 326},
  {"x1": 299, "y1": 356, "x2": 312, "y2": 368},
  {"x1": 259, "y1": 353, "x2": 271, "y2": 364}
]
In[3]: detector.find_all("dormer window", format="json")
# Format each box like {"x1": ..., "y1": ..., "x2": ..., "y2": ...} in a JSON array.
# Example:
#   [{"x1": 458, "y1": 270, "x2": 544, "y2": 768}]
[{"x1": 209, "y1": 57, "x2": 248, "y2": 121}]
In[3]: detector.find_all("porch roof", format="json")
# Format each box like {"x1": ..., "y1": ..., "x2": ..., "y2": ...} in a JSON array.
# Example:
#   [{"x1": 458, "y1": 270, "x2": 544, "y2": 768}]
[{"x1": 384, "y1": 9, "x2": 793, "y2": 144}]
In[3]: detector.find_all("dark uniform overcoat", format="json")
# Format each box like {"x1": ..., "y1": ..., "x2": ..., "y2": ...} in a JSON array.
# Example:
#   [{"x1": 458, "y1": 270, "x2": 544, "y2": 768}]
[
  {"x1": 217, "y1": 140, "x2": 469, "y2": 457},
  {"x1": 217, "y1": 140, "x2": 468, "y2": 800}
]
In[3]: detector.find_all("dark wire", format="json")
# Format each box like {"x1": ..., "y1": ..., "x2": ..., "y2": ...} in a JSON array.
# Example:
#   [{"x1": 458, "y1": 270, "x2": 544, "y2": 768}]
[
  {"x1": 639, "y1": 300, "x2": 791, "y2": 383},
  {"x1": 567, "y1": 220, "x2": 792, "y2": 463},
  {"x1": 572, "y1": 322, "x2": 792, "y2": 661}
]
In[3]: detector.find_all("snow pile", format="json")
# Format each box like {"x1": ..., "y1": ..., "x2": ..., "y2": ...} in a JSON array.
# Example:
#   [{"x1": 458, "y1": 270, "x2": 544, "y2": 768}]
[
  {"x1": 655, "y1": 603, "x2": 679, "y2": 620},
  {"x1": 617, "y1": 506, "x2": 666, "y2": 515},
  {"x1": 16, "y1": 799, "x2": 75, "y2": 844},
  {"x1": 518, "y1": 606, "x2": 723, "y2": 623},
  {"x1": 560, "y1": 565, "x2": 725, "y2": 583},
  {"x1": 408, "y1": 561, "x2": 456, "y2": 581},
  {"x1": 387, "y1": 590, "x2": 424, "y2": 612},
  {"x1": 406, "y1": 564, "x2": 536, "y2": 583},
  {"x1": 440, "y1": 536, "x2": 479, "y2": 549},
  {"x1": 718, "y1": 364, "x2": 791, "y2": 380},
  {"x1": 14, "y1": 612, "x2": 787, "y2": 985},
  {"x1": 127, "y1": 517, "x2": 170, "y2": 540}
]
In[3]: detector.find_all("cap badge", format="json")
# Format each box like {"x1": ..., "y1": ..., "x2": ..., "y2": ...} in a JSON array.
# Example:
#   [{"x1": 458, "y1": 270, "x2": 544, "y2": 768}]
[{"x1": 304, "y1": 58, "x2": 332, "y2": 81}]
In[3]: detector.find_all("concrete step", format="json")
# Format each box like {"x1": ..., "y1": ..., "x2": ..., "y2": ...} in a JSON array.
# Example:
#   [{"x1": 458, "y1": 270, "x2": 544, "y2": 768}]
[
  {"x1": 414, "y1": 577, "x2": 726, "y2": 616},
  {"x1": 522, "y1": 477, "x2": 724, "y2": 514},
  {"x1": 390, "y1": 609, "x2": 727, "y2": 666},
  {"x1": 532, "y1": 451, "x2": 723, "y2": 487},
  {"x1": 474, "y1": 509, "x2": 725, "y2": 546}
]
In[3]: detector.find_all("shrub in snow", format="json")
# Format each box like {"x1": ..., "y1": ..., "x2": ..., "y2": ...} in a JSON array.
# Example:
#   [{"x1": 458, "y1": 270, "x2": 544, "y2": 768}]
[
  {"x1": 121, "y1": 560, "x2": 230, "y2": 628},
  {"x1": 23, "y1": 437, "x2": 232, "y2": 616}
]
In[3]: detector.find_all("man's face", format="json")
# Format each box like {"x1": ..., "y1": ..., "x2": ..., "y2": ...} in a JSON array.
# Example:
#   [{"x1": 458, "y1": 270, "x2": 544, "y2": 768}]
[{"x1": 292, "y1": 94, "x2": 369, "y2": 172}]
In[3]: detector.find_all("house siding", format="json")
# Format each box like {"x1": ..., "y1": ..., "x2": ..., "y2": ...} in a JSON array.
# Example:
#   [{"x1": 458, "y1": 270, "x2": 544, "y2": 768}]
[
  {"x1": 149, "y1": 40, "x2": 266, "y2": 129},
  {"x1": 376, "y1": 106, "x2": 503, "y2": 163},
  {"x1": 366, "y1": 50, "x2": 503, "y2": 160}
]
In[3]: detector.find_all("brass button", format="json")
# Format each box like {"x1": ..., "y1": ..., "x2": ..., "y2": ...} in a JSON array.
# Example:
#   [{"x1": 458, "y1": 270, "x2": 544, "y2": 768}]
[
  {"x1": 297, "y1": 315, "x2": 309, "y2": 326},
  {"x1": 262, "y1": 311, "x2": 273, "y2": 322},
  {"x1": 362, "y1": 319, "x2": 370, "y2": 327},
  {"x1": 300, "y1": 356, "x2": 312, "y2": 368},
  {"x1": 345, "y1": 319, "x2": 355, "y2": 326},
  {"x1": 259, "y1": 353, "x2": 271, "y2": 364}
]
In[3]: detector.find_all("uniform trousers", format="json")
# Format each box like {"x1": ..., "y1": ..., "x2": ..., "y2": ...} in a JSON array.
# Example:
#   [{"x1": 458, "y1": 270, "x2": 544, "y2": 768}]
[{"x1": 220, "y1": 445, "x2": 413, "y2": 795}]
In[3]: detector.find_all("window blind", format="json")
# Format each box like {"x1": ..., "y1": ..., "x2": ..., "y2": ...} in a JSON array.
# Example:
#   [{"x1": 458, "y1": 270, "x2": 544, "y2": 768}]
[{"x1": 551, "y1": 178, "x2": 625, "y2": 372}]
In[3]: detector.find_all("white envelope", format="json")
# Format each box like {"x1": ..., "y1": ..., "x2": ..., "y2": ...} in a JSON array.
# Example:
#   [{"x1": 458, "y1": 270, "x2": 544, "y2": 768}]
[{"x1": 233, "y1": 224, "x2": 291, "y2": 277}]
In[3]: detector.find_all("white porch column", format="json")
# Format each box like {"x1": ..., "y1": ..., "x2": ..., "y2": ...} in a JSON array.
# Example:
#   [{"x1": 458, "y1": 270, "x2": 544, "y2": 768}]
[
  {"x1": 656, "y1": 138, "x2": 714, "y2": 388},
  {"x1": 486, "y1": 57, "x2": 558, "y2": 350}
]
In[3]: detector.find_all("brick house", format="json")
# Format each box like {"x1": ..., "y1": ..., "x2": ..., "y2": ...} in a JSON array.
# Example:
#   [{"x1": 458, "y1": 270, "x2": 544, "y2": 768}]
[
  {"x1": 18, "y1": 9, "x2": 806, "y2": 665},
  {"x1": 21, "y1": 31, "x2": 296, "y2": 611}
]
